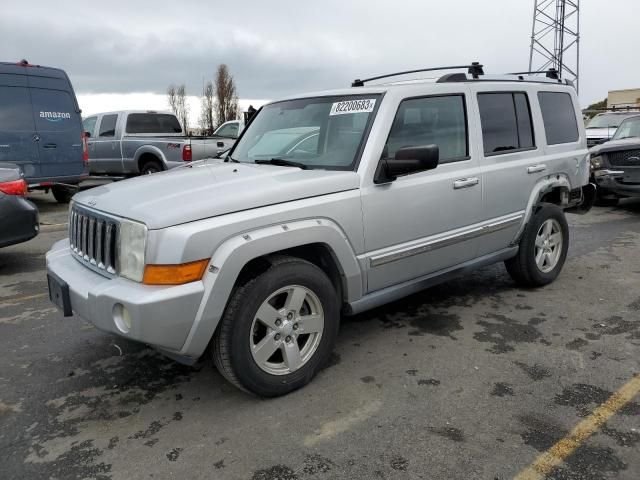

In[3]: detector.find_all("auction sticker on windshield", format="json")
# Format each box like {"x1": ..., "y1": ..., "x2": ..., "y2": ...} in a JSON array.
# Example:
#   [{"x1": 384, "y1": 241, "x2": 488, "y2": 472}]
[{"x1": 330, "y1": 99, "x2": 376, "y2": 116}]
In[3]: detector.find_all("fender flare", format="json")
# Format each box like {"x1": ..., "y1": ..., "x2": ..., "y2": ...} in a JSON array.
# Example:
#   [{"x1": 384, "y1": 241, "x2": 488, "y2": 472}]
[
  {"x1": 179, "y1": 218, "x2": 363, "y2": 358},
  {"x1": 133, "y1": 145, "x2": 167, "y2": 172},
  {"x1": 511, "y1": 174, "x2": 571, "y2": 244}
]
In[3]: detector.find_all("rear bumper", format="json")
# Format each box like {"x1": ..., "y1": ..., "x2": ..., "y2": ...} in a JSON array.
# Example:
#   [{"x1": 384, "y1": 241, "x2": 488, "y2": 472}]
[
  {"x1": 0, "y1": 195, "x2": 39, "y2": 248},
  {"x1": 46, "y1": 239, "x2": 205, "y2": 356},
  {"x1": 593, "y1": 169, "x2": 640, "y2": 197}
]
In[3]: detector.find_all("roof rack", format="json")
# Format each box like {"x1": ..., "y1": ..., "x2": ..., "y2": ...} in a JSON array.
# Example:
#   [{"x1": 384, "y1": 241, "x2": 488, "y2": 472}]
[{"x1": 351, "y1": 62, "x2": 484, "y2": 87}]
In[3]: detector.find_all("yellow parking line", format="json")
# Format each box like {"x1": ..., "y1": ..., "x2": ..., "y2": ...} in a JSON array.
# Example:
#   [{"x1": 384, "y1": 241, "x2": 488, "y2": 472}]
[
  {"x1": 0, "y1": 293, "x2": 48, "y2": 306},
  {"x1": 514, "y1": 374, "x2": 640, "y2": 480}
]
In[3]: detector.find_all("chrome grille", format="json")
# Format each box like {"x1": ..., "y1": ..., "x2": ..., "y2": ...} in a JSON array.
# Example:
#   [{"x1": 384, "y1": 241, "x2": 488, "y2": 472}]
[
  {"x1": 69, "y1": 205, "x2": 119, "y2": 275},
  {"x1": 608, "y1": 149, "x2": 640, "y2": 167}
]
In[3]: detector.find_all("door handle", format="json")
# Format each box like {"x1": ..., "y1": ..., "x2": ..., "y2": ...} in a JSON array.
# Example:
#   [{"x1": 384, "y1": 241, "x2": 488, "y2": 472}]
[
  {"x1": 453, "y1": 177, "x2": 479, "y2": 189},
  {"x1": 527, "y1": 164, "x2": 547, "y2": 174},
  {"x1": 43, "y1": 143, "x2": 57, "y2": 149}
]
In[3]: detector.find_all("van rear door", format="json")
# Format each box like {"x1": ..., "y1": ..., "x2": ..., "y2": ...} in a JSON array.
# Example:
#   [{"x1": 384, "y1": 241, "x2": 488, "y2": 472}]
[
  {"x1": 28, "y1": 86, "x2": 84, "y2": 180},
  {"x1": 0, "y1": 67, "x2": 40, "y2": 179}
]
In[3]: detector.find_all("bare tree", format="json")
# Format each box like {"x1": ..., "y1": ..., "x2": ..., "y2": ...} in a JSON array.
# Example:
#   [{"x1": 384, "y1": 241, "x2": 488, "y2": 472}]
[
  {"x1": 167, "y1": 83, "x2": 189, "y2": 134},
  {"x1": 199, "y1": 80, "x2": 215, "y2": 134},
  {"x1": 214, "y1": 64, "x2": 239, "y2": 126}
]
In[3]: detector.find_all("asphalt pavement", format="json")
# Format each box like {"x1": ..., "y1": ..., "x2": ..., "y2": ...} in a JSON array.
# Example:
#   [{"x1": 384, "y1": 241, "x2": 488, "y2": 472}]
[{"x1": 1, "y1": 192, "x2": 639, "y2": 480}]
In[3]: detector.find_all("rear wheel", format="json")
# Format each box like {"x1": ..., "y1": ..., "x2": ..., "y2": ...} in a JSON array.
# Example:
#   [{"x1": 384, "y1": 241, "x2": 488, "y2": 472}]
[
  {"x1": 505, "y1": 204, "x2": 569, "y2": 287},
  {"x1": 51, "y1": 185, "x2": 75, "y2": 203},
  {"x1": 140, "y1": 160, "x2": 162, "y2": 175},
  {"x1": 212, "y1": 256, "x2": 339, "y2": 397}
]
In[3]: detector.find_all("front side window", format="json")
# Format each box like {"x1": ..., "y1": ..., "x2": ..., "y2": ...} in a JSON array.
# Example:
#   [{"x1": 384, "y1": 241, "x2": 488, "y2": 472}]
[
  {"x1": 538, "y1": 92, "x2": 579, "y2": 145},
  {"x1": 215, "y1": 122, "x2": 239, "y2": 138},
  {"x1": 384, "y1": 95, "x2": 468, "y2": 163},
  {"x1": 231, "y1": 95, "x2": 380, "y2": 170},
  {"x1": 83, "y1": 116, "x2": 97, "y2": 137},
  {"x1": 126, "y1": 113, "x2": 182, "y2": 134},
  {"x1": 98, "y1": 114, "x2": 118, "y2": 137},
  {"x1": 478, "y1": 92, "x2": 535, "y2": 155},
  {"x1": 612, "y1": 116, "x2": 640, "y2": 140}
]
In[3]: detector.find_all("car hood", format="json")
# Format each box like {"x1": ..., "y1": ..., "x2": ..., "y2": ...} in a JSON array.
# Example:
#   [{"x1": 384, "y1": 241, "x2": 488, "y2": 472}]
[
  {"x1": 73, "y1": 159, "x2": 360, "y2": 229},
  {"x1": 590, "y1": 137, "x2": 640, "y2": 156},
  {"x1": 586, "y1": 127, "x2": 616, "y2": 138}
]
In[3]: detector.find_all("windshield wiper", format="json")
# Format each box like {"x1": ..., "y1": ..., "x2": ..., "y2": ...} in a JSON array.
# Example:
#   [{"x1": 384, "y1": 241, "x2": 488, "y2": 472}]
[
  {"x1": 254, "y1": 158, "x2": 309, "y2": 169},
  {"x1": 225, "y1": 155, "x2": 239, "y2": 163}
]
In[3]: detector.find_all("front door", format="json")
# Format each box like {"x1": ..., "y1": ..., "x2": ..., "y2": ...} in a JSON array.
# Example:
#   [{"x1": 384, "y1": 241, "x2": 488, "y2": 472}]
[{"x1": 361, "y1": 93, "x2": 484, "y2": 292}]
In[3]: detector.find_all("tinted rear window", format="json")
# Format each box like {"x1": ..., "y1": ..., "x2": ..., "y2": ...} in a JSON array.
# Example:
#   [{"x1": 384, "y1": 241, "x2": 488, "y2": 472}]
[
  {"x1": 0, "y1": 86, "x2": 35, "y2": 131},
  {"x1": 99, "y1": 114, "x2": 118, "y2": 137},
  {"x1": 478, "y1": 92, "x2": 535, "y2": 155},
  {"x1": 30, "y1": 88, "x2": 78, "y2": 132},
  {"x1": 538, "y1": 92, "x2": 579, "y2": 145},
  {"x1": 126, "y1": 113, "x2": 182, "y2": 134}
]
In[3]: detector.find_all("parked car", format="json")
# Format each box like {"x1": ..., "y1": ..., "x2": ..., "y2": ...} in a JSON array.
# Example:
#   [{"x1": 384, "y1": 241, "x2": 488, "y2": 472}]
[
  {"x1": 0, "y1": 60, "x2": 88, "y2": 203},
  {"x1": 590, "y1": 114, "x2": 640, "y2": 206},
  {"x1": 0, "y1": 163, "x2": 38, "y2": 248},
  {"x1": 585, "y1": 111, "x2": 639, "y2": 147},
  {"x1": 82, "y1": 111, "x2": 238, "y2": 175},
  {"x1": 47, "y1": 66, "x2": 593, "y2": 396}
]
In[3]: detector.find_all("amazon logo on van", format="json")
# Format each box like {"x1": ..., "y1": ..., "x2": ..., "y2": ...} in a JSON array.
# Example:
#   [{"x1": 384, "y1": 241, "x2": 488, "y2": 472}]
[{"x1": 40, "y1": 111, "x2": 71, "y2": 122}]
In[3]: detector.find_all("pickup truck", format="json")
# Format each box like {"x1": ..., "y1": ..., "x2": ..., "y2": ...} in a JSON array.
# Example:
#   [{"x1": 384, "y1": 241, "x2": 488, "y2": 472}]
[
  {"x1": 82, "y1": 111, "x2": 240, "y2": 175},
  {"x1": 47, "y1": 65, "x2": 594, "y2": 396}
]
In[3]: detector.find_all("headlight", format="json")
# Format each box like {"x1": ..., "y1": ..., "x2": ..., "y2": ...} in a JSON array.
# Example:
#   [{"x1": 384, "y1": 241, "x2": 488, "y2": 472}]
[
  {"x1": 117, "y1": 219, "x2": 147, "y2": 282},
  {"x1": 590, "y1": 155, "x2": 602, "y2": 169}
]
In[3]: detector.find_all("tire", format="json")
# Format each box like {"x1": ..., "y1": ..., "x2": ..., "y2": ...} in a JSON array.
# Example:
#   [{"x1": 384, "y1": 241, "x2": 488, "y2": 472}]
[
  {"x1": 505, "y1": 204, "x2": 569, "y2": 287},
  {"x1": 140, "y1": 159, "x2": 162, "y2": 175},
  {"x1": 212, "y1": 256, "x2": 340, "y2": 397},
  {"x1": 51, "y1": 185, "x2": 75, "y2": 203}
]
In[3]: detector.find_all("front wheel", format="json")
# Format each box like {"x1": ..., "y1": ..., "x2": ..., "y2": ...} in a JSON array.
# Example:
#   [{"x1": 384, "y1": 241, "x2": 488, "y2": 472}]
[
  {"x1": 212, "y1": 256, "x2": 340, "y2": 397},
  {"x1": 505, "y1": 204, "x2": 569, "y2": 287}
]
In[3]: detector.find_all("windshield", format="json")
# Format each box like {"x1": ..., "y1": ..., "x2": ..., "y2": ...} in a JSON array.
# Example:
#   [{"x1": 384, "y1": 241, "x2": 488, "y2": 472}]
[
  {"x1": 230, "y1": 95, "x2": 381, "y2": 170},
  {"x1": 586, "y1": 113, "x2": 637, "y2": 129},
  {"x1": 612, "y1": 116, "x2": 640, "y2": 140}
]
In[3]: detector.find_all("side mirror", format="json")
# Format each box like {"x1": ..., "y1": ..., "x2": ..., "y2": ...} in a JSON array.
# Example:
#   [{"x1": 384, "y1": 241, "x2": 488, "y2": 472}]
[
  {"x1": 374, "y1": 145, "x2": 439, "y2": 184},
  {"x1": 84, "y1": 131, "x2": 91, "y2": 138}
]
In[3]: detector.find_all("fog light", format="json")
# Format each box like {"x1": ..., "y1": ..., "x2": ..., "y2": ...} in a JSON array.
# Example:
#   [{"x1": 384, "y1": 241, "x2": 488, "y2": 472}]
[{"x1": 113, "y1": 303, "x2": 132, "y2": 333}]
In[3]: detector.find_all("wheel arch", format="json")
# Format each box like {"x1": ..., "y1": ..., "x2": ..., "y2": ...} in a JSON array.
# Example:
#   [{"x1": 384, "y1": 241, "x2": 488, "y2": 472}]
[
  {"x1": 179, "y1": 219, "x2": 363, "y2": 358},
  {"x1": 134, "y1": 146, "x2": 166, "y2": 173}
]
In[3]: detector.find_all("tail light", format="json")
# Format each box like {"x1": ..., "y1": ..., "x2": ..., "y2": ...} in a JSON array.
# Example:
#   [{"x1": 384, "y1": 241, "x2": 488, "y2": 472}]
[
  {"x1": 182, "y1": 144, "x2": 192, "y2": 162},
  {"x1": 0, "y1": 179, "x2": 28, "y2": 196},
  {"x1": 82, "y1": 132, "x2": 89, "y2": 165}
]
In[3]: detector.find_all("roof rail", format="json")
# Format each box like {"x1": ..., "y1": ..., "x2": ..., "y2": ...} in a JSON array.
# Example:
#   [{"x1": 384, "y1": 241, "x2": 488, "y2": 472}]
[
  {"x1": 351, "y1": 62, "x2": 484, "y2": 87},
  {"x1": 508, "y1": 68, "x2": 560, "y2": 79}
]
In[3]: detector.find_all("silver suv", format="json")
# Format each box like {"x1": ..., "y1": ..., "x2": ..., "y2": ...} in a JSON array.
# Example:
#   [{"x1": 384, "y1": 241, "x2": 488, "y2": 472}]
[{"x1": 46, "y1": 66, "x2": 594, "y2": 396}]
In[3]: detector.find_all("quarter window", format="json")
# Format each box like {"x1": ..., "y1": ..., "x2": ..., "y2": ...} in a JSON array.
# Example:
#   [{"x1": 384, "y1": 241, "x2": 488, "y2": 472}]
[
  {"x1": 538, "y1": 92, "x2": 579, "y2": 145},
  {"x1": 98, "y1": 114, "x2": 118, "y2": 137},
  {"x1": 478, "y1": 92, "x2": 535, "y2": 155},
  {"x1": 385, "y1": 95, "x2": 468, "y2": 163}
]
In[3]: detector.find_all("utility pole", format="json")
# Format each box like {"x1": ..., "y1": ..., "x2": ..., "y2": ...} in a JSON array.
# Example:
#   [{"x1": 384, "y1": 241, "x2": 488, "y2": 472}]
[{"x1": 528, "y1": 0, "x2": 580, "y2": 92}]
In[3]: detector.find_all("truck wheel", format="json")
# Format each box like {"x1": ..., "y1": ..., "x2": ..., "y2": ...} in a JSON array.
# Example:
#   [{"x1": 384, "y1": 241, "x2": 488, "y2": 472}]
[
  {"x1": 51, "y1": 185, "x2": 75, "y2": 203},
  {"x1": 505, "y1": 204, "x2": 569, "y2": 287},
  {"x1": 212, "y1": 256, "x2": 340, "y2": 397},
  {"x1": 140, "y1": 160, "x2": 162, "y2": 175}
]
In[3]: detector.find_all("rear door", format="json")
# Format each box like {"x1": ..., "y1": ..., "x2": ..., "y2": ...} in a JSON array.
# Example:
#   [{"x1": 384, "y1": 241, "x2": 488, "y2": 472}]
[
  {"x1": 29, "y1": 85, "x2": 84, "y2": 180},
  {"x1": 92, "y1": 113, "x2": 122, "y2": 173},
  {"x1": 0, "y1": 68, "x2": 40, "y2": 179}
]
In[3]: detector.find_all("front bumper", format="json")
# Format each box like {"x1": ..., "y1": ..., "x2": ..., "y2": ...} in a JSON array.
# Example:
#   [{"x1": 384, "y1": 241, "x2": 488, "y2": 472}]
[
  {"x1": 46, "y1": 239, "x2": 205, "y2": 354},
  {"x1": 593, "y1": 169, "x2": 640, "y2": 197}
]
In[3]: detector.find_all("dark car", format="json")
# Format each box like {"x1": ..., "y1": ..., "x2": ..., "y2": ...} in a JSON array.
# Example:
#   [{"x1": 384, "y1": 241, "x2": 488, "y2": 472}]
[
  {"x1": 590, "y1": 115, "x2": 640, "y2": 206},
  {"x1": 0, "y1": 163, "x2": 38, "y2": 248},
  {"x1": 0, "y1": 60, "x2": 88, "y2": 203}
]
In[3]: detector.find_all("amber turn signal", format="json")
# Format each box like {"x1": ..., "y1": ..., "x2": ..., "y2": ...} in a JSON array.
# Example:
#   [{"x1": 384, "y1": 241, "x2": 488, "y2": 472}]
[{"x1": 142, "y1": 259, "x2": 209, "y2": 285}]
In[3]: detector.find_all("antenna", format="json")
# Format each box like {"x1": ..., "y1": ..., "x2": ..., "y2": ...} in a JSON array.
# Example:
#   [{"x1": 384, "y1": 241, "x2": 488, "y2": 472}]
[{"x1": 528, "y1": 0, "x2": 580, "y2": 92}]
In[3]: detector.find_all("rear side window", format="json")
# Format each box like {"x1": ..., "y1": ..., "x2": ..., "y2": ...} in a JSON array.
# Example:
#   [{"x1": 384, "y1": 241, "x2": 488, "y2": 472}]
[
  {"x1": 99, "y1": 114, "x2": 118, "y2": 137},
  {"x1": 126, "y1": 113, "x2": 182, "y2": 134},
  {"x1": 30, "y1": 88, "x2": 78, "y2": 132},
  {"x1": 0, "y1": 86, "x2": 35, "y2": 131},
  {"x1": 478, "y1": 92, "x2": 535, "y2": 155},
  {"x1": 538, "y1": 92, "x2": 579, "y2": 145},
  {"x1": 83, "y1": 116, "x2": 97, "y2": 137},
  {"x1": 385, "y1": 95, "x2": 468, "y2": 163}
]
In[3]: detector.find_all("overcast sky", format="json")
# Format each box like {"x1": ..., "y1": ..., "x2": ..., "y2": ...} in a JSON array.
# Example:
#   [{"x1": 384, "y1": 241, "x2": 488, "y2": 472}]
[{"x1": 2, "y1": 0, "x2": 638, "y2": 118}]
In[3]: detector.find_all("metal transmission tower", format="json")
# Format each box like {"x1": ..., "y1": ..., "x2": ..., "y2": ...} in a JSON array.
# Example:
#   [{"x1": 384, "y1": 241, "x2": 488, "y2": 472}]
[{"x1": 528, "y1": 0, "x2": 580, "y2": 91}]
